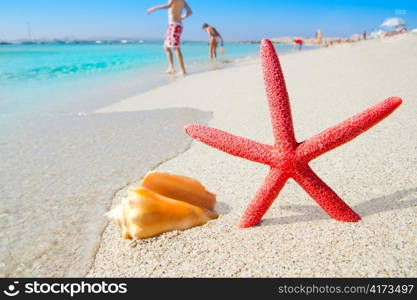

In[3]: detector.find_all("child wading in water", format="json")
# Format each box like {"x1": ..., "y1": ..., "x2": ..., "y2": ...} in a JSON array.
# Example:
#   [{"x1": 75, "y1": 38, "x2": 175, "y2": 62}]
[
  {"x1": 202, "y1": 23, "x2": 224, "y2": 60},
  {"x1": 147, "y1": 0, "x2": 192, "y2": 75}
]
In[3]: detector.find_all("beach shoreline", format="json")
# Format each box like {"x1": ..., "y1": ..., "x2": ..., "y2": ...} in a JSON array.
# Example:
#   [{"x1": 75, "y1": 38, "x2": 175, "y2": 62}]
[
  {"x1": 0, "y1": 41, "x2": 301, "y2": 278},
  {"x1": 88, "y1": 34, "x2": 417, "y2": 277},
  {"x1": 0, "y1": 41, "x2": 272, "y2": 124},
  {"x1": 1, "y1": 34, "x2": 416, "y2": 277}
]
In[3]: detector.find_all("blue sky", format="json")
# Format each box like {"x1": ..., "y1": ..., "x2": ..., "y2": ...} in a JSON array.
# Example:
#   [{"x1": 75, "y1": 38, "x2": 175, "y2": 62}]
[{"x1": 1, "y1": 0, "x2": 416, "y2": 41}]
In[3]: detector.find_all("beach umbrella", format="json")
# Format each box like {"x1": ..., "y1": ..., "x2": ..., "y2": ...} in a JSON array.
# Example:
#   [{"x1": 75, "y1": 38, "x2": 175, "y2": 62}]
[{"x1": 381, "y1": 17, "x2": 406, "y2": 28}]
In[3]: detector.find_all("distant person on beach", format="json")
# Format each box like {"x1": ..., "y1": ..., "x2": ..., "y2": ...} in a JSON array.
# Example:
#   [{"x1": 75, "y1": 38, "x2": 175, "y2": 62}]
[
  {"x1": 147, "y1": 0, "x2": 192, "y2": 75},
  {"x1": 202, "y1": 24, "x2": 224, "y2": 60},
  {"x1": 294, "y1": 39, "x2": 303, "y2": 50}
]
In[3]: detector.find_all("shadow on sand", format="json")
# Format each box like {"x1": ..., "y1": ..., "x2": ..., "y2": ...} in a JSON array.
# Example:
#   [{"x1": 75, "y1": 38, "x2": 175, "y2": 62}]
[
  {"x1": 259, "y1": 187, "x2": 417, "y2": 226},
  {"x1": 216, "y1": 201, "x2": 232, "y2": 215}
]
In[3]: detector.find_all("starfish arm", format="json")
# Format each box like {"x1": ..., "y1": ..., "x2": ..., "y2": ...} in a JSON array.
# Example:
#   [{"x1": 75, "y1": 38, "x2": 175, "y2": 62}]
[
  {"x1": 292, "y1": 165, "x2": 361, "y2": 222},
  {"x1": 184, "y1": 124, "x2": 274, "y2": 165},
  {"x1": 239, "y1": 168, "x2": 288, "y2": 228},
  {"x1": 261, "y1": 39, "x2": 298, "y2": 152},
  {"x1": 297, "y1": 97, "x2": 402, "y2": 162}
]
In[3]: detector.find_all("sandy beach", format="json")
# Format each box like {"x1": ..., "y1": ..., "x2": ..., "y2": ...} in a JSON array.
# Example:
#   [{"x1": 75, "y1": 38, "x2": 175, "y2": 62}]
[
  {"x1": 1, "y1": 33, "x2": 416, "y2": 278},
  {"x1": 87, "y1": 34, "x2": 417, "y2": 277}
]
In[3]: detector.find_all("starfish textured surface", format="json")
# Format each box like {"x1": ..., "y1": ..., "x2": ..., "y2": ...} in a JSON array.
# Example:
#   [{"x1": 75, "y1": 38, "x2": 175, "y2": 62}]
[{"x1": 185, "y1": 39, "x2": 402, "y2": 228}]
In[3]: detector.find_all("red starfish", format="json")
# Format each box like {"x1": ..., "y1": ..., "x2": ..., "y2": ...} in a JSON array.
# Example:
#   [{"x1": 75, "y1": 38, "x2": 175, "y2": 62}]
[{"x1": 184, "y1": 39, "x2": 402, "y2": 228}]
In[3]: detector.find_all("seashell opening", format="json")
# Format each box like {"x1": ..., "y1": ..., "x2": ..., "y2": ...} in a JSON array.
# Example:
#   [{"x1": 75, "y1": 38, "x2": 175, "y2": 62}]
[{"x1": 107, "y1": 172, "x2": 218, "y2": 239}]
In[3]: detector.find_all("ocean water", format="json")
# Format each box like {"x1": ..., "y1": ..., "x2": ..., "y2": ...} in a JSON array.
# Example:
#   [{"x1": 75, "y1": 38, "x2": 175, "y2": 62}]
[{"x1": 0, "y1": 41, "x2": 298, "y2": 121}]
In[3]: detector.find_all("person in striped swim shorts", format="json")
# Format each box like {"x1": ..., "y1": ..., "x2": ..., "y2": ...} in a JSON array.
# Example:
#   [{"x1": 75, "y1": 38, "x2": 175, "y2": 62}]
[{"x1": 147, "y1": 0, "x2": 192, "y2": 76}]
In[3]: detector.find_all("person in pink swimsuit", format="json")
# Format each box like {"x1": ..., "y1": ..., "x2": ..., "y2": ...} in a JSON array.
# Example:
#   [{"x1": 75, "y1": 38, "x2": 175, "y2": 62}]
[
  {"x1": 147, "y1": 0, "x2": 192, "y2": 76},
  {"x1": 202, "y1": 23, "x2": 224, "y2": 60}
]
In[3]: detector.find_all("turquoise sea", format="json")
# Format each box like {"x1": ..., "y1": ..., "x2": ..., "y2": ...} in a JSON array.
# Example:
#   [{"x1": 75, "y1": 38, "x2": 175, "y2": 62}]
[{"x1": 0, "y1": 41, "x2": 299, "y2": 120}]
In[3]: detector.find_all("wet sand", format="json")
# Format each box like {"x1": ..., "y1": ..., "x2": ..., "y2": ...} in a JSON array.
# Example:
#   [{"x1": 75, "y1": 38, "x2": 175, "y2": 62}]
[{"x1": 0, "y1": 108, "x2": 211, "y2": 277}]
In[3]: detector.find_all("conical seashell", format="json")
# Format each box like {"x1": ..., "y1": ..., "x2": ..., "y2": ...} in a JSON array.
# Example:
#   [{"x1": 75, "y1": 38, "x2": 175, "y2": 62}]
[
  {"x1": 140, "y1": 172, "x2": 216, "y2": 210},
  {"x1": 107, "y1": 173, "x2": 218, "y2": 239}
]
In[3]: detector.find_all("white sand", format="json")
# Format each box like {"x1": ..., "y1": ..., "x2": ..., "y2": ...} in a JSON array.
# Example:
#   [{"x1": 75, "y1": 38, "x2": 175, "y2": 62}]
[{"x1": 89, "y1": 34, "x2": 417, "y2": 277}]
